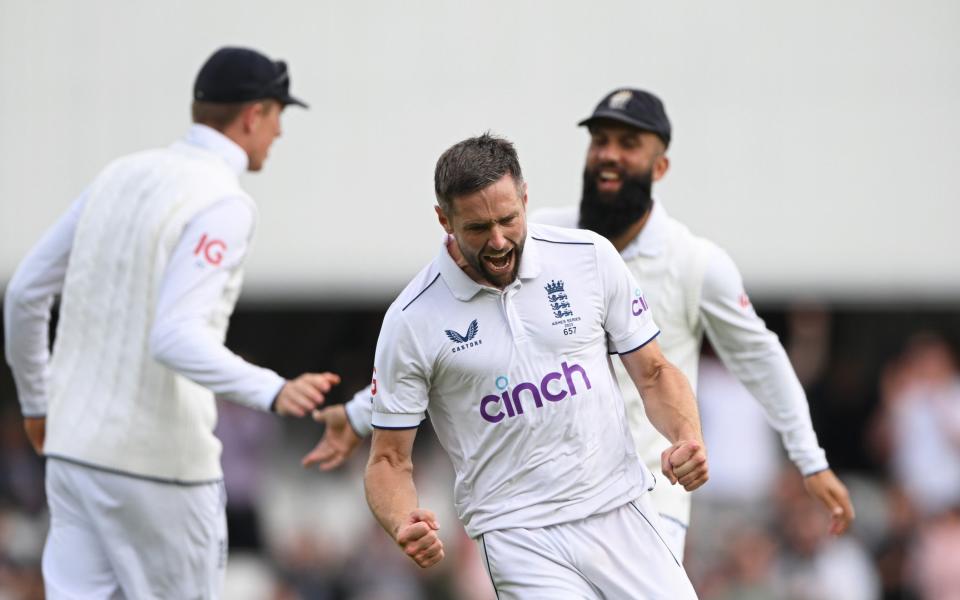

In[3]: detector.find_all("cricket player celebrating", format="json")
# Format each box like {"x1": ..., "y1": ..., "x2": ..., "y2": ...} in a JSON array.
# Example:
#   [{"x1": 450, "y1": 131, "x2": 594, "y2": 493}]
[
  {"x1": 531, "y1": 88, "x2": 855, "y2": 556},
  {"x1": 305, "y1": 90, "x2": 855, "y2": 564},
  {"x1": 361, "y1": 133, "x2": 704, "y2": 598},
  {"x1": 4, "y1": 47, "x2": 339, "y2": 598}
]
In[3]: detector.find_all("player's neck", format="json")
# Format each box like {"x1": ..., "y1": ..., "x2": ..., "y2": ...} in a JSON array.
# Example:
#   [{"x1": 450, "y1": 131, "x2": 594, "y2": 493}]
[{"x1": 608, "y1": 209, "x2": 652, "y2": 252}]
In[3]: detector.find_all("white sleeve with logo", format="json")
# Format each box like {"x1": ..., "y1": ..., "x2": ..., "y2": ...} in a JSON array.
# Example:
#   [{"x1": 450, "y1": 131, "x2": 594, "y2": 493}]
[
  {"x1": 4, "y1": 192, "x2": 88, "y2": 417},
  {"x1": 148, "y1": 196, "x2": 285, "y2": 412},
  {"x1": 594, "y1": 236, "x2": 661, "y2": 353},
  {"x1": 371, "y1": 308, "x2": 430, "y2": 429},
  {"x1": 700, "y1": 247, "x2": 828, "y2": 475}
]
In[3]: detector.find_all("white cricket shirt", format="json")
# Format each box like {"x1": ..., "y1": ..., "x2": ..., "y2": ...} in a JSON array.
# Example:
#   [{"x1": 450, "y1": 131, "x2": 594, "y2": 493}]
[
  {"x1": 372, "y1": 223, "x2": 660, "y2": 537},
  {"x1": 4, "y1": 125, "x2": 285, "y2": 422},
  {"x1": 532, "y1": 201, "x2": 828, "y2": 506}
]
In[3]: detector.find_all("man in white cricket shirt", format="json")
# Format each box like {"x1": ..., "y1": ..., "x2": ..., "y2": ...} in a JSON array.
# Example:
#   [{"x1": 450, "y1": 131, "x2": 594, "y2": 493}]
[
  {"x1": 4, "y1": 47, "x2": 340, "y2": 599},
  {"x1": 532, "y1": 88, "x2": 855, "y2": 556},
  {"x1": 361, "y1": 133, "x2": 705, "y2": 599},
  {"x1": 305, "y1": 89, "x2": 857, "y2": 565}
]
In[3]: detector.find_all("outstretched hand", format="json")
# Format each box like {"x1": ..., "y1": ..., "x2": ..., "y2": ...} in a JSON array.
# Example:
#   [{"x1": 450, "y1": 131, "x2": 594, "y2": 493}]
[
  {"x1": 804, "y1": 469, "x2": 855, "y2": 535},
  {"x1": 301, "y1": 404, "x2": 363, "y2": 471},
  {"x1": 661, "y1": 440, "x2": 709, "y2": 491},
  {"x1": 274, "y1": 372, "x2": 341, "y2": 417},
  {"x1": 396, "y1": 509, "x2": 444, "y2": 569}
]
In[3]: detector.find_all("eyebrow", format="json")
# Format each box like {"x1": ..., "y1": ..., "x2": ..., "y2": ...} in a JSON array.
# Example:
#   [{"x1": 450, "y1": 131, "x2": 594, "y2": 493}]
[{"x1": 463, "y1": 211, "x2": 520, "y2": 227}]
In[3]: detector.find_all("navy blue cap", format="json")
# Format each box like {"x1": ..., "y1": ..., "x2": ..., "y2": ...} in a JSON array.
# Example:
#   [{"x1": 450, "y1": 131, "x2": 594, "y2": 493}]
[
  {"x1": 578, "y1": 88, "x2": 670, "y2": 147},
  {"x1": 193, "y1": 47, "x2": 307, "y2": 108}
]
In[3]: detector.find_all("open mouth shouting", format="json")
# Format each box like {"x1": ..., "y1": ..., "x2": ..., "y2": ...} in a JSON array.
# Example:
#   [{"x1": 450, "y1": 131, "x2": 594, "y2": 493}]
[{"x1": 482, "y1": 248, "x2": 515, "y2": 276}]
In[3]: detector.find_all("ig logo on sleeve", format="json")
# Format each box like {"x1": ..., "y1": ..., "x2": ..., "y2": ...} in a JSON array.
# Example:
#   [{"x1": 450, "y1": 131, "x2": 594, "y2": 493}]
[{"x1": 194, "y1": 233, "x2": 227, "y2": 266}]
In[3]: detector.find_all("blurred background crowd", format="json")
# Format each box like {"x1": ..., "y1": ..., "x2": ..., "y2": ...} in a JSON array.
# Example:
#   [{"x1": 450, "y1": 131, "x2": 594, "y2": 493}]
[{"x1": 1, "y1": 302, "x2": 958, "y2": 600}]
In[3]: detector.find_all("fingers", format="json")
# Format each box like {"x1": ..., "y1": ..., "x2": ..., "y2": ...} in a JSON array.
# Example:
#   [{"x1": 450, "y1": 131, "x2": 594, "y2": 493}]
[
  {"x1": 661, "y1": 447, "x2": 678, "y2": 484},
  {"x1": 668, "y1": 442, "x2": 699, "y2": 467},
  {"x1": 301, "y1": 440, "x2": 338, "y2": 468},
  {"x1": 667, "y1": 441, "x2": 708, "y2": 491},
  {"x1": 276, "y1": 373, "x2": 342, "y2": 417},
  {"x1": 275, "y1": 387, "x2": 310, "y2": 417},
  {"x1": 408, "y1": 508, "x2": 440, "y2": 531},
  {"x1": 827, "y1": 484, "x2": 855, "y2": 536},
  {"x1": 312, "y1": 404, "x2": 346, "y2": 425},
  {"x1": 397, "y1": 515, "x2": 444, "y2": 569},
  {"x1": 805, "y1": 470, "x2": 855, "y2": 536},
  {"x1": 303, "y1": 372, "x2": 342, "y2": 394}
]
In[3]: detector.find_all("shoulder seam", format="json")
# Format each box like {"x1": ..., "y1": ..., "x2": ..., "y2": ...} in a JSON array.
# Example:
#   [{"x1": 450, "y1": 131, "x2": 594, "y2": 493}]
[{"x1": 402, "y1": 272, "x2": 442, "y2": 311}]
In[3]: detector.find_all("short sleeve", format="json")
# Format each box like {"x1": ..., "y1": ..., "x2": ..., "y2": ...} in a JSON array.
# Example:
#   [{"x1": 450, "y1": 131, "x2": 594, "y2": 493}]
[
  {"x1": 371, "y1": 307, "x2": 431, "y2": 429},
  {"x1": 595, "y1": 236, "x2": 661, "y2": 354}
]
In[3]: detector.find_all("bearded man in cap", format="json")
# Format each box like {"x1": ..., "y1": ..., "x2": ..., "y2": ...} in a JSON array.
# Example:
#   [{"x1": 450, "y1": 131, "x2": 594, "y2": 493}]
[
  {"x1": 4, "y1": 47, "x2": 339, "y2": 598},
  {"x1": 531, "y1": 88, "x2": 855, "y2": 558}
]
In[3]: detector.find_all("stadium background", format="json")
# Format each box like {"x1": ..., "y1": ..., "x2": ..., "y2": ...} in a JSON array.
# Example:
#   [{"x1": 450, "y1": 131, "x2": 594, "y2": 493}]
[{"x1": 1, "y1": 1, "x2": 958, "y2": 598}]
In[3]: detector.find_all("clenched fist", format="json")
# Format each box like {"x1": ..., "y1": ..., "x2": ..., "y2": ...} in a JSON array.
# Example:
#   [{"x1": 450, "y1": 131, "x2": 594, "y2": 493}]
[
  {"x1": 661, "y1": 440, "x2": 708, "y2": 491},
  {"x1": 395, "y1": 509, "x2": 445, "y2": 569}
]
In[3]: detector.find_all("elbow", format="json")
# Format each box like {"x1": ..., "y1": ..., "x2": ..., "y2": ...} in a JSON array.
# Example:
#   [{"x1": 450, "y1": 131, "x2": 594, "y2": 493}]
[{"x1": 3, "y1": 275, "x2": 32, "y2": 313}]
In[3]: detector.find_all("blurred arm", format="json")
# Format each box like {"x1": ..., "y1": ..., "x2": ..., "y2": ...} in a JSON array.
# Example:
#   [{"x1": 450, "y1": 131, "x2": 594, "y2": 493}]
[
  {"x1": 148, "y1": 196, "x2": 285, "y2": 411},
  {"x1": 699, "y1": 248, "x2": 828, "y2": 475},
  {"x1": 4, "y1": 192, "x2": 87, "y2": 418},
  {"x1": 700, "y1": 249, "x2": 853, "y2": 533},
  {"x1": 344, "y1": 383, "x2": 374, "y2": 437}
]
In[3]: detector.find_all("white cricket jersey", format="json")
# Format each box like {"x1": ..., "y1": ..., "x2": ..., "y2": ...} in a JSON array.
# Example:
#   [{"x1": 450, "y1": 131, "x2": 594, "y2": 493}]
[
  {"x1": 4, "y1": 125, "x2": 286, "y2": 482},
  {"x1": 5, "y1": 125, "x2": 284, "y2": 421},
  {"x1": 372, "y1": 223, "x2": 660, "y2": 537},
  {"x1": 532, "y1": 201, "x2": 828, "y2": 526}
]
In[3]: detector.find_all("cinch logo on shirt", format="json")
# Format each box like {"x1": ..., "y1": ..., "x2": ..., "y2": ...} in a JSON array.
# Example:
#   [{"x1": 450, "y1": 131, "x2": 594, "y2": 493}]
[
  {"x1": 631, "y1": 288, "x2": 649, "y2": 316},
  {"x1": 479, "y1": 362, "x2": 592, "y2": 424}
]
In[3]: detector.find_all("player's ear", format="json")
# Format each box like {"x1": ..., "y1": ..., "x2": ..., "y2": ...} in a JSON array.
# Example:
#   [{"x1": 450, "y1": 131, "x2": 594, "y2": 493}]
[
  {"x1": 241, "y1": 101, "x2": 265, "y2": 134},
  {"x1": 435, "y1": 205, "x2": 454, "y2": 234},
  {"x1": 520, "y1": 182, "x2": 528, "y2": 209},
  {"x1": 653, "y1": 154, "x2": 670, "y2": 182}
]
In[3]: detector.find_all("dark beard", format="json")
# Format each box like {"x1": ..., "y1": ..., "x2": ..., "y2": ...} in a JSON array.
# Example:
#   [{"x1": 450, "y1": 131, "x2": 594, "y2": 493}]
[
  {"x1": 578, "y1": 168, "x2": 654, "y2": 240},
  {"x1": 459, "y1": 237, "x2": 525, "y2": 288}
]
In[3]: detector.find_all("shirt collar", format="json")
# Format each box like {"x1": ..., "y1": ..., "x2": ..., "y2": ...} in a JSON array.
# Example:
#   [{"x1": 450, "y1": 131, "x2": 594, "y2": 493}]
[
  {"x1": 437, "y1": 227, "x2": 542, "y2": 302},
  {"x1": 181, "y1": 124, "x2": 249, "y2": 175},
  {"x1": 620, "y1": 197, "x2": 668, "y2": 260}
]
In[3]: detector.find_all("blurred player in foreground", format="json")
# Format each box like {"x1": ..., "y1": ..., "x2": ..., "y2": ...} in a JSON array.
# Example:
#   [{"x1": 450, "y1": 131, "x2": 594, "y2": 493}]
[
  {"x1": 531, "y1": 88, "x2": 854, "y2": 556},
  {"x1": 4, "y1": 47, "x2": 339, "y2": 598},
  {"x1": 360, "y1": 133, "x2": 705, "y2": 598}
]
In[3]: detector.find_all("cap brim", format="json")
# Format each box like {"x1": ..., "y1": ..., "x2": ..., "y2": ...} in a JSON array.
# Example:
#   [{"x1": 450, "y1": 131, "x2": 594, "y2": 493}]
[
  {"x1": 280, "y1": 94, "x2": 309, "y2": 109},
  {"x1": 577, "y1": 110, "x2": 658, "y2": 132}
]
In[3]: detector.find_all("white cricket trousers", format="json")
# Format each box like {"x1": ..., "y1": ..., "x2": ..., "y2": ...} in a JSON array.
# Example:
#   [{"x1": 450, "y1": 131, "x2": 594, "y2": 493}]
[
  {"x1": 43, "y1": 458, "x2": 227, "y2": 600},
  {"x1": 476, "y1": 493, "x2": 698, "y2": 599}
]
